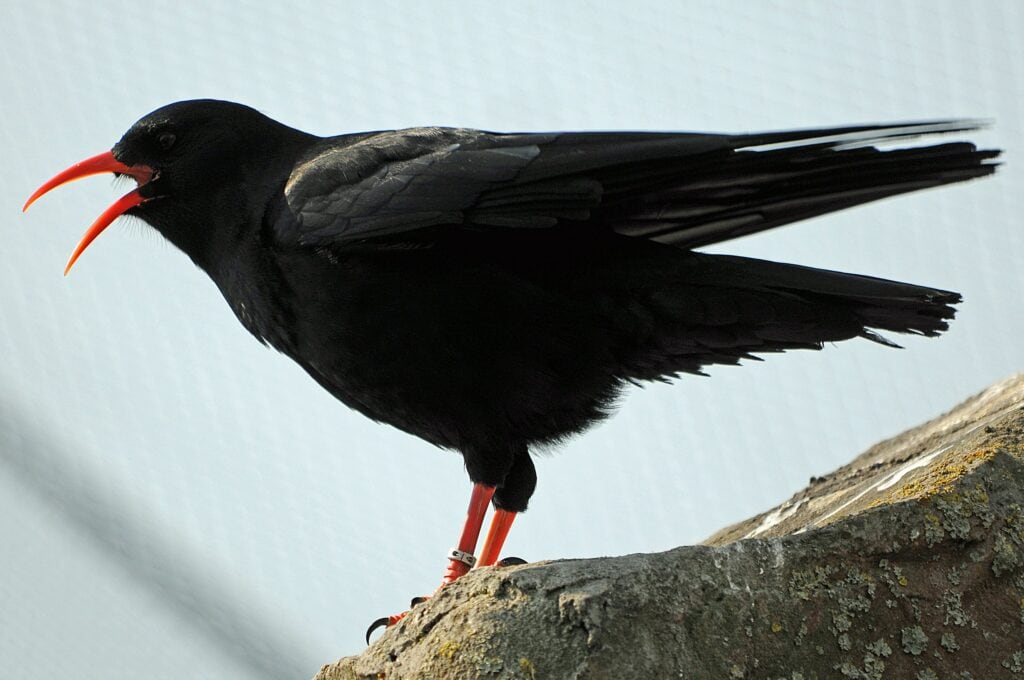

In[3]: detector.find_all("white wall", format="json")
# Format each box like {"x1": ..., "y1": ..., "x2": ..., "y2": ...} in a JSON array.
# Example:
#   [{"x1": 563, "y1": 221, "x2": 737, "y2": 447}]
[{"x1": 1, "y1": 2, "x2": 1020, "y2": 677}]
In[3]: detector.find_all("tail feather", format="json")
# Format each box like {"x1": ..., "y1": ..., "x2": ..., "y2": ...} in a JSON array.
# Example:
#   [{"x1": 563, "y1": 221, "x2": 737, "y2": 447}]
[{"x1": 621, "y1": 253, "x2": 961, "y2": 380}]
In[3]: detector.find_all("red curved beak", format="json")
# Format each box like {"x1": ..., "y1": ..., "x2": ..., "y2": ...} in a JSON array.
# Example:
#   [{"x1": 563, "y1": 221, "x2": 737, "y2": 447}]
[{"x1": 24, "y1": 151, "x2": 155, "y2": 275}]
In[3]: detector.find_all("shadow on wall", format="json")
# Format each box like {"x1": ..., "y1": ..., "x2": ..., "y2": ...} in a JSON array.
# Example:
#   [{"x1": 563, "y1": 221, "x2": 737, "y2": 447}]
[{"x1": 0, "y1": 398, "x2": 317, "y2": 680}]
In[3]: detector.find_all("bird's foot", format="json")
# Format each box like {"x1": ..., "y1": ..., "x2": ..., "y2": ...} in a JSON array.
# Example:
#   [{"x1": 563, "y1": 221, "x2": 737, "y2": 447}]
[
  {"x1": 364, "y1": 558, "x2": 527, "y2": 644},
  {"x1": 366, "y1": 546, "x2": 479, "y2": 644},
  {"x1": 365, "y1": 596, "x2": 430, "y2": 644}
]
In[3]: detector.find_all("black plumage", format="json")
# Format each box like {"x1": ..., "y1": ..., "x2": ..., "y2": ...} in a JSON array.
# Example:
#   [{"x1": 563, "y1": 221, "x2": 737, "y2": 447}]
[{"x1": 28, "y1": 100, "x2": 998, "y2": 575}]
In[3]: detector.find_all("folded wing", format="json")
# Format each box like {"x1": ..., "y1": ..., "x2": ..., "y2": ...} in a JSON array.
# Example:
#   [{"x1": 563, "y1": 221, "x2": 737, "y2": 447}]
[{"x1": 277, "y1": 121, "x2": 998, "y2": 249}]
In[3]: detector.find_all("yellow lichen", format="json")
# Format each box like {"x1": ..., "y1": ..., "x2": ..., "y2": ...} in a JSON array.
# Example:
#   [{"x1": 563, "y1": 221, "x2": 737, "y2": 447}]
[
  {"x1": 518, "y1": 657, "x2": 536, "y2": 679},
  {"x1": 889, "y1": 479, "x2": 925, "y2": 501},
  {"x1": 436, "y1": 640, "x2": 460, "y2": 660},
  {"x1": 902, "y1": 449, "x2": 995, "y2": 499},
  {"x1": 771, "y1": 621, "x2": 782, "y2": 633}
]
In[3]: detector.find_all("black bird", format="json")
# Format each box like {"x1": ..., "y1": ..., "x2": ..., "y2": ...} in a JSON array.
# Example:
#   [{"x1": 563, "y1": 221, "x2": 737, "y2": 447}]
[{"x1": 25, "y1": 100, "x2": 998, "y2": 640}]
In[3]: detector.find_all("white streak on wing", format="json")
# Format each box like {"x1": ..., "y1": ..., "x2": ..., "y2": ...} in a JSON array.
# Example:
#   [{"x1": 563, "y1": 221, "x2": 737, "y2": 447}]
[{"x1": 742, "y1": 121, "x2": 987, "y2": 153}]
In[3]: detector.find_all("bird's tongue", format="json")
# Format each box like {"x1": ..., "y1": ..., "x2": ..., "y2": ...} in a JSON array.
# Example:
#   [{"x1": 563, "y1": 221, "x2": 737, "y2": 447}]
[{"x1": 23, "y1": 151, "x2": 154, "y2": 274}]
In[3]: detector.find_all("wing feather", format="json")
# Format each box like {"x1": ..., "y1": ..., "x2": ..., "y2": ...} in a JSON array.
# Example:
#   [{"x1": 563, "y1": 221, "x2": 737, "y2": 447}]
[{"x1": 276, "y1": 121, "x2": 997, "y2": 248}]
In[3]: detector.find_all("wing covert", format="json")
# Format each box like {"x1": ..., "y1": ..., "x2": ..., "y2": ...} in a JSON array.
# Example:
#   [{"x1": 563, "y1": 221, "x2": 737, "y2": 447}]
[{"x1": 279, "y1": 128, "x2": 562, "y2": 245}]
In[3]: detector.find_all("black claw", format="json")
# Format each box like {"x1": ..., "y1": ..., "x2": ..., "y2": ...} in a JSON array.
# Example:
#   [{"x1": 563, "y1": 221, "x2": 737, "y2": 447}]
[
  {"x1": 497, "y1": 556, "x2": 527, "y2": 567},
  {"x1": 365, "y1": 617, "x2": 390, "y2": 645},
  {"x1": 410, "y1": 596, "x2": 428, "y2": 607}
]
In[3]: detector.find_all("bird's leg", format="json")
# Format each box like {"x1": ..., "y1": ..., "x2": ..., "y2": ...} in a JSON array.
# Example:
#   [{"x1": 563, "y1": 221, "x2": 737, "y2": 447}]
[
  {"x1": 476, "y1": 509, "x2": 517, "y2": 567},
  {"x1": 440, "y1": 482, "x2": 496, "y2": 585},
  {"x1": 366, "y1": 483, "x2": 496, "y2": 643},
  {"x1": 474, "y1": 450, "x2": 533, "y2": 568}
]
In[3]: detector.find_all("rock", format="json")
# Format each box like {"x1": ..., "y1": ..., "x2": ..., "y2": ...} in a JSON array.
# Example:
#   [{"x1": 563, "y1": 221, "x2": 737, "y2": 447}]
[{"x1": 317, "y1": 375, "x2": 1024, "y2": 679}]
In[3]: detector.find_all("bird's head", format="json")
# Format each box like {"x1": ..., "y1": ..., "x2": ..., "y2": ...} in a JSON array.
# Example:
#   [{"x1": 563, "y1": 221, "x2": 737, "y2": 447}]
[{"x1": 25, "y1": 99, "x2": 312, "y2": 273}]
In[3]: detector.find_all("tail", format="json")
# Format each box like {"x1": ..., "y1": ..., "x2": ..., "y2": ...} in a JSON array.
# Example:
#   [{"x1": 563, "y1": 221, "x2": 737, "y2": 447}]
[
  {"x1": 603, "y1": 120, "x2": 1000, "y2": 249},
  {"x1": 623, "y1": 253, "x2": 961, "y2": 379}
]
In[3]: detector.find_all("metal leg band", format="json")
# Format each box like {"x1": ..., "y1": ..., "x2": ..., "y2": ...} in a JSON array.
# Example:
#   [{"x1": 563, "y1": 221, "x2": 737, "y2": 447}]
[{"x1": 447, "y1": 548, "x2": 477, "y2": 568}]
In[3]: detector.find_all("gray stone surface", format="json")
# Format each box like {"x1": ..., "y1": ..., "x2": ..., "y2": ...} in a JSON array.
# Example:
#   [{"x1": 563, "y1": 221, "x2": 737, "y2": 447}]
[{"x1": 317, "y1": 375, "x2": 1024, "y2": 679}]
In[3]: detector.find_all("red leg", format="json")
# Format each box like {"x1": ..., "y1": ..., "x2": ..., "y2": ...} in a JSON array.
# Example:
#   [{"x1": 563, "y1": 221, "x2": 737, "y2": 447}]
[
  {"x1": 440, "y1": 483, "x2": 495, "y2": 585},
  {"x1": 367, "y1": 483, "x2": 497, "y2": 644},
  {"x1": 477, "y1": 509, "x2": 517, "y2": 567}
]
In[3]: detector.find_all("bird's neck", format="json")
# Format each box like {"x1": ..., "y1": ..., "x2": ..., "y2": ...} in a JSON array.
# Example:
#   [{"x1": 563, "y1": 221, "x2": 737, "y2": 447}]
[{"x1": 210, "y1": 233, "x2": 296, "y2": 354}]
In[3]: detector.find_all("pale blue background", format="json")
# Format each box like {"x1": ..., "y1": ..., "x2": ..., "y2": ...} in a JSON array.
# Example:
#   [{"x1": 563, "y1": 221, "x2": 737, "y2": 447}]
[{"x1": 2, "y1": 2, "x2": 1021, "y2": 678}]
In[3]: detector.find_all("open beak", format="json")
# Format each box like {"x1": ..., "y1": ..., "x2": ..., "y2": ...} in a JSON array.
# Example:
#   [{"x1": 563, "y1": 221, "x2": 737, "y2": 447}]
[{"x1": 24, "y1": 151, "x2": 155, "y2": 275}]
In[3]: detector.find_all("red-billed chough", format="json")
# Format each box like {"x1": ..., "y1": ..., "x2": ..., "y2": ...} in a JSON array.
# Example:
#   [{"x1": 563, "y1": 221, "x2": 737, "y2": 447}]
[{"x1": 24, "y1": 100, "x2": 999, "y2": 641}]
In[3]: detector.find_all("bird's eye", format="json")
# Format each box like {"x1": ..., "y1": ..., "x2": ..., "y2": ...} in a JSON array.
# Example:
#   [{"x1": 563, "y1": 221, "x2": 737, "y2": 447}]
[{"x1": 157, "y1": 132, "x2": 177, "y2": 151}]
